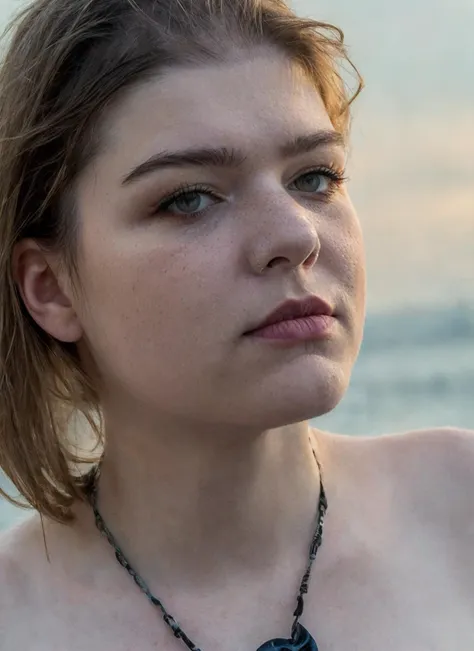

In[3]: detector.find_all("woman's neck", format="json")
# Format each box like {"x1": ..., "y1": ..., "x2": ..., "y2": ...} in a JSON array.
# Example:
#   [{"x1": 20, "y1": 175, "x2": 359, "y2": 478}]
[{"x1": 92, "y1": 418, "x2": 322, "y2": 591}]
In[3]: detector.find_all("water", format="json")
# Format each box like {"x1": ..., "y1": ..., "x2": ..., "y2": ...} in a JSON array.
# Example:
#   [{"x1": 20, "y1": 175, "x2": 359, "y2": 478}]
[
  {"x1": 1, "y1": 303, "x2": 473, "y2": 531},
  {"x1": 315, "y1": 302, "x2": 474, "y2": 435}
]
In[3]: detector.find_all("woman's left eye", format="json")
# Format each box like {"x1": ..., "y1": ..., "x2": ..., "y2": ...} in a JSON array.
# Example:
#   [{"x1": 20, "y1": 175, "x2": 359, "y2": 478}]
[{"x1": 289, "y1": 170, "x2": 344, "y2": 195}]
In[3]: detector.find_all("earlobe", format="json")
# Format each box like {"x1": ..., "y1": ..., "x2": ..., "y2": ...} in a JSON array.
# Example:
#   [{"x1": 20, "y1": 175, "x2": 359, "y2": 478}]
[{"x1": 12, "y1": 239, "x2": 83, "y2": 343}]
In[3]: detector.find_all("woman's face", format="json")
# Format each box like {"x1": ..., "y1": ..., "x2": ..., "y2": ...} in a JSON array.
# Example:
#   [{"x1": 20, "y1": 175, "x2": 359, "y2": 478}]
[{"x1": 70, "y1": 52, "x2": 366, "y2": 429}]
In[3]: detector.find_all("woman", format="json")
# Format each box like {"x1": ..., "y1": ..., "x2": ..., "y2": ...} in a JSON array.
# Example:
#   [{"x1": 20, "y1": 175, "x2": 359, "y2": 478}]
[{"x1": 0, "y1": 0, "x2": 473, "y2": 648}]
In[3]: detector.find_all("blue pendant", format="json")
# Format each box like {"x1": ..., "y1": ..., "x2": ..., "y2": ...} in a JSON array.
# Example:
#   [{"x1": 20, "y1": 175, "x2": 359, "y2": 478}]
[{"x1": 256, "y1": 624, "x2": 319, "y2": 651}]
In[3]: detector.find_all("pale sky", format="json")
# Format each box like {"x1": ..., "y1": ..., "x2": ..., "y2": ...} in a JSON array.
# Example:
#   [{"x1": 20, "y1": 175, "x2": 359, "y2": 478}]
[
  {"x1": 1, "y1": 0, "x2": 473, "y2": 312},
  {"x1": 304, "y1": 0, "x2": 474, "y2": 311}
]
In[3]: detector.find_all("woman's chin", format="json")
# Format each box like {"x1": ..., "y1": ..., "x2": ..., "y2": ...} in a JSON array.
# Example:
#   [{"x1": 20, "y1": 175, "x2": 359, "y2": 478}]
[{"x1": 232, "y1": 361, "x2": 351, "y2": 430}]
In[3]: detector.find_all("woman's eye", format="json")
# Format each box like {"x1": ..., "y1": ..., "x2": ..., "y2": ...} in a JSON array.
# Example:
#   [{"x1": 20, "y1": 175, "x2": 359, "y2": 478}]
[
  {"x1": 290, "y1": 171, "x2": 332, "y2": 194},
  {"x1": 162, "y1": 191, "x2": 218, "y2": 215}
]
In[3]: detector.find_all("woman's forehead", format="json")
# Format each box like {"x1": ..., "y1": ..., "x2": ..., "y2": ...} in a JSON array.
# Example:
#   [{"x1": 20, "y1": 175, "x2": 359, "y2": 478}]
[{"x1": 94, "y1": 56, "x2": 335, "y2": 176}]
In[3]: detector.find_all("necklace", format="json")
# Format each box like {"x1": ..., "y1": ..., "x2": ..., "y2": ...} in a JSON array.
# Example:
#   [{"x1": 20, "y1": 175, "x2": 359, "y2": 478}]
[{"x1": 86, "y1": 436, "x2": 328, "y2": 651}]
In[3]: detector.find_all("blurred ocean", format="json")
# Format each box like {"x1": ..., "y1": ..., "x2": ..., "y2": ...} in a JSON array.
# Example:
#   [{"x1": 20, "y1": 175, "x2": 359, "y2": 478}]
[
  {"x1": 1, "y1": 302, "x2": 473, "y2": 531},
  {"x1": 315, "y1": 302, "x2": 474, "y2": 435}
]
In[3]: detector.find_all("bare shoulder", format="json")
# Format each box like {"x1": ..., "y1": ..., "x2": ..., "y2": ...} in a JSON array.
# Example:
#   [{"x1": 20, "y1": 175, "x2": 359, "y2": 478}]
[
  {"x1": 318, "y1": 426, "x2": 474, "y2": 524},
  {"x1": 0, "y1": 512, "x2": 44, "y2": 603},
  {"x1": 373, "y1": 427, "x2": 474, "y2": 497},
  {"x1": 377, "y1": 425, "x2": 474, "y2": 458},
  {"x1": 0, "y1": 513, "x2": 52, "y2": 647},
  {"x1": 0, "y1": 503, "x2": 117, "y2": 650},
  {"x1": 383, "y1": 427, "x2": 474, "y2": 521},
  {"x1": 0, "y1": 512, "x2": 41, "y2": 571},
  {"x1": 319, "y1": 424, "x2": 474, "y2": 473}
]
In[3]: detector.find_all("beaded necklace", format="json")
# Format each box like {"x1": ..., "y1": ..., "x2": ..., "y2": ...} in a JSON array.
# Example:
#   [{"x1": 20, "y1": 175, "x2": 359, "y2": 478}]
[{"x1": 85, "y1": 438, "x2": 327, "y2": 651}]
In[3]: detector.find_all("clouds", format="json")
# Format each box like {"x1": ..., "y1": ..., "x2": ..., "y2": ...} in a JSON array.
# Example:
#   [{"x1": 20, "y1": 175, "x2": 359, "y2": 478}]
[
  {"x1": 293, "y1": 0, "x2": 474, "y2": 309},
  {"x1": 349, "y1": 111, "x2": 473, "y2": 309}
]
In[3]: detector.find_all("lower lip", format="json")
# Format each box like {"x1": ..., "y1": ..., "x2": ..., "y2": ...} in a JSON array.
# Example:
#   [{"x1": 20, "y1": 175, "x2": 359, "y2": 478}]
[{"x1": 245, "y1": 314, "x2": 335, "y2": 342}]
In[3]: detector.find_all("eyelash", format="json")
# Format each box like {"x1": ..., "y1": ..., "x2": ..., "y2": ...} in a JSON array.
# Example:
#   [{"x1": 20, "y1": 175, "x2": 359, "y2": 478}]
[{"x1": 154, "y1": 165, "x2": 348, "y2": 218}]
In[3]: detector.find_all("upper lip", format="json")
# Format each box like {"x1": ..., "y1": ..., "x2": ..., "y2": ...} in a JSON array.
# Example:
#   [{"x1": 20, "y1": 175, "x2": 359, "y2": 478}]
[{"x1": 245, "y1": 295, "x2": 334, "y2": 333}]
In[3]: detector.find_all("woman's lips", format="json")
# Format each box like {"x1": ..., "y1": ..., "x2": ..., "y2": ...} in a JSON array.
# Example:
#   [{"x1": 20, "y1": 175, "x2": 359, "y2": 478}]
[
  {"x1": 244, "y1": 314, "x2": 336, "y2": 342},
  {"x1": 244, "y1": 294, "x2": 335, "y2": 341}
]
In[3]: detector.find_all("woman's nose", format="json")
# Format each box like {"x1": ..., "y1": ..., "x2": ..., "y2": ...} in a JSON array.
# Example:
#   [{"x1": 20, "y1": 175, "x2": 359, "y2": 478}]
[{"x1": 246, "y1": 193, "x2": 321, "y2": 275}]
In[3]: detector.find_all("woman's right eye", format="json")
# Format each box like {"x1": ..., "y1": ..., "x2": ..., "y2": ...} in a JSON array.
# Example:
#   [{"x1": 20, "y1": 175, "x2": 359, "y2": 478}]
[{"x1": 157, "y1": 187, "x2": 221, "y2": 217}]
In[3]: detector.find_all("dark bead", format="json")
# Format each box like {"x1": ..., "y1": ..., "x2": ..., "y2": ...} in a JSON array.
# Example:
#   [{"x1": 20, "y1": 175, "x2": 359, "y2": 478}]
[{"x1": 256, "y1": 624, "x2": 319, "y2": 651}]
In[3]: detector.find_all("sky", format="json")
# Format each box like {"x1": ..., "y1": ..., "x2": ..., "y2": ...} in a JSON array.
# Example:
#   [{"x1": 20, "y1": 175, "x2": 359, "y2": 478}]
[
  {"x1": 1, "y1": 0, "x2": 473, "y2": 312},
  {"x1": 297, "y1": 0, "x2": 474, "y2": 311}
]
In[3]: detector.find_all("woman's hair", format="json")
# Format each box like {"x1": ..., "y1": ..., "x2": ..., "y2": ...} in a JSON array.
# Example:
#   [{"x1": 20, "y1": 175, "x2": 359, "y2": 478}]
[{"x1": 0, "y1": 0, "x2": 363, "y2": 524}]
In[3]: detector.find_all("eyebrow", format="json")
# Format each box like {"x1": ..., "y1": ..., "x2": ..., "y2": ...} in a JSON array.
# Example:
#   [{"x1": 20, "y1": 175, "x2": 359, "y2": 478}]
[{"x1": 121, "y1": 129, "x2": 346, "y2": 186}]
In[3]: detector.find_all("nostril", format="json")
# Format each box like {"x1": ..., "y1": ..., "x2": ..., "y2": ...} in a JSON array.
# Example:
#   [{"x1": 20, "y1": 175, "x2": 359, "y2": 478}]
[
  {"x1": 267, "y1": 256, "x2": 290, "y2": 269},
  {"x1": 304, "y1": 249, "x2": 319, "y2": 268}
]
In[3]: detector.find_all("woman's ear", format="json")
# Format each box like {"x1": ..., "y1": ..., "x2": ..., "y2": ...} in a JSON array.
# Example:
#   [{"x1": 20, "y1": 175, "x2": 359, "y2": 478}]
[{"x1": 12, "y1": 239, "x2": 83, "y2": 343}]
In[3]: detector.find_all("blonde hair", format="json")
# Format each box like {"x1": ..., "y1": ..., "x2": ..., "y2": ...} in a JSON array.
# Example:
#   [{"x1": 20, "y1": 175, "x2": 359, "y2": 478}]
[{"x1": 0, "y1": 0, "x2": 363, "y2": 524}]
